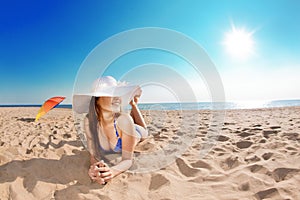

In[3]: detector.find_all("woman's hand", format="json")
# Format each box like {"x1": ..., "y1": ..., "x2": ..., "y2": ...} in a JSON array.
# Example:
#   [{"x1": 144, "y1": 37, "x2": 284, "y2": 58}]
[
  {"x1": 130, "y1": 87, "x2": 142, "y2": 106},
  {"x1": 88, "y1": 161, "x2": 104, "y2": 184},
  {"x1": 88, "y1": 160, "x2": 113, "y2": 185},
  {"x1": 98, "y1": 162, "x2": 113, "y2": 183}
]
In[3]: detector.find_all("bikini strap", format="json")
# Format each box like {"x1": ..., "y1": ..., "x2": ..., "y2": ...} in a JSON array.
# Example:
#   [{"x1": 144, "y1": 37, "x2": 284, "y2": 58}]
[{"x1": 114, "y1": 119, "x2": 119, "y2": 137}]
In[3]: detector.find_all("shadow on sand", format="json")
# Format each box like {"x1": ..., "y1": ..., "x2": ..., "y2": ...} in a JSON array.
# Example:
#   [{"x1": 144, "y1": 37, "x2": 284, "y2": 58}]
[
  {"x1": 0, "y1": 150, "x2": 107, "y2": 199},
  {"x1": 17, "y1": 118, "x2": 36, "y2": 123}
]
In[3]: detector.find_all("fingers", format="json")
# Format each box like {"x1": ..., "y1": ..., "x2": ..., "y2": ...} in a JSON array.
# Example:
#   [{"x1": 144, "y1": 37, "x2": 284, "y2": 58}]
[
  {"x1": 89, "y1": 171, "x2": 111, "y2": 184},
  {"x1": 103, "y1": 176, "x2": 113, "y2": 182},
  {"x1": 95, "y1": 178, "x2": 107, "y2": 185},
  {"x1": 94, "y1": 160, "x2": 106, "y2": 167},
  {"x1": 133, "y1": 87, "x2": 142, "y2": 97},
  {"x1": 97, "y1": 166, "x2": 110, "y2": 172},
  {"x1": 135, "y1": 88, "x2": 142, "y2": 97},
  {"x1": 90, "y1": 162, "x2": 109, "y2": 173},
  {"x1": 90, "y1": 160, "x2": 106, "y2": 170},
  {"x1": 88, "y1": 171, "x2": 98, "y2": 181},
  {"x1": 89, "y1": 161, "x2": 111, "y2": 185},
  {"x1": 101, "y1": 171, "x2": 113, "y2": 182},
  {"x1": 88, "y1": 166, "x2": 100, "y2": 180},
  {"x1": 88, "y1": 166, "x2": 100, "y2": 179},
  {"x1": 88, "y1": 169, "x2": 107, "y2": 184},
  {"x1": 100, "y1": 161, "x2": 109, "y2": 167},
  {"x1": 100, "y1": 171, "x2": 112, "y2": 178},
  {"x1": 136, "y1": 87, "x2": 142, "y2": 94}
]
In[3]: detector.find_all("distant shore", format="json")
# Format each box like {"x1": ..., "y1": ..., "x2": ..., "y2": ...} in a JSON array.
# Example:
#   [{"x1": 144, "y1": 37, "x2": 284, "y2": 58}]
[
  {"x1": 0, "y1": 104, "x2": 73, "y2": 109},
  {"x1": 1, "y1": 99, "x2": 300, "y2": 110}
]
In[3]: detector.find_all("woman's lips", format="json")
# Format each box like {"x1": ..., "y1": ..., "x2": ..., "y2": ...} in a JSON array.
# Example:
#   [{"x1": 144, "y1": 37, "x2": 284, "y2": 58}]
[
  {"x1": 112, "y1": 101, "x2": 120, "y2": 106},
  {"x1": 112, "y1": 98, "x2": 121, "y2": 104}
]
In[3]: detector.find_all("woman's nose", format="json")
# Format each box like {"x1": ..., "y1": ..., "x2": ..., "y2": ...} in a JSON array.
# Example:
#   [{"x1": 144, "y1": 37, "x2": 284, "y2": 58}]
[{"x1": 112, "y1": 97, "x2": 121, "y2": 103}]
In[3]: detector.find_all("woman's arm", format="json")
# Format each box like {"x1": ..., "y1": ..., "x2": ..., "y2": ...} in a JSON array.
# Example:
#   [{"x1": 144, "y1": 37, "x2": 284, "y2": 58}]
[
  {"x1": 109, "y1": 159, "x2": 133, "y2": 178},
  {"x1": 130, "y1": 88, "x2": 147, "y2": 129},
  {"x1": 97, "y1": 114, "x2": 138, "y2": 181},
  {"x1": 130, "y1": 103, "x2": 147, "y2": 129},
  {"x1": 110, "y1": 131, "x2": 136, "y2": 177}
]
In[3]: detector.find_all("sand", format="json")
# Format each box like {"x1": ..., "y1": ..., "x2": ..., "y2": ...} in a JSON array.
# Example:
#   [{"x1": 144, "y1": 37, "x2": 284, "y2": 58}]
[{"x1": 0, "y1": 106, "x2": 300, "y2": 200}]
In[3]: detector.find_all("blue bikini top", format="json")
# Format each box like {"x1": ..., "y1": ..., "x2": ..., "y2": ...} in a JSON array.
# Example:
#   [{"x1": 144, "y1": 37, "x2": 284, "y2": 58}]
[{"x1": 113, "y1": 120, "x2": 122, "y2": 152}]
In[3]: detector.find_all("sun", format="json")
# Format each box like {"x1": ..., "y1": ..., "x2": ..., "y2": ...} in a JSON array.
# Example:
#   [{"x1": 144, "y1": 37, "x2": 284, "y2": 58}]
[{"x1": 223, "y1": 24, "x2": 255, "y2": 60}]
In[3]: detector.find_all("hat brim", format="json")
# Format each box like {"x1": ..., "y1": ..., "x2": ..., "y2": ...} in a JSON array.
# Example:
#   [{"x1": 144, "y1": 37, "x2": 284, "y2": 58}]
[{"x1": 73, "y1": 85, "x2": 138, "y2": 114}]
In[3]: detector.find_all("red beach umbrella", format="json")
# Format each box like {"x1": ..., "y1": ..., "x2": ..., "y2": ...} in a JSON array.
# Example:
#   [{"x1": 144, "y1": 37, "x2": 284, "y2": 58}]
[{"x1": 35, "y1": 96, "x2": 66, "y2": 121}]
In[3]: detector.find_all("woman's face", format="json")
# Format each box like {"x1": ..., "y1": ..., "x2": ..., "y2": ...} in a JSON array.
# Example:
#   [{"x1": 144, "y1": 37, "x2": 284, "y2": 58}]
[{"x1": 96, "y1": 96, "x2": 121, "y2": 112}]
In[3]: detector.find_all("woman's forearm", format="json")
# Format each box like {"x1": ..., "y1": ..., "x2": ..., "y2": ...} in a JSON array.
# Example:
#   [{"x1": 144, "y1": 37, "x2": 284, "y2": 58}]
[
  {"x1": 110, "y1": 159, "x2": 133, "y2": 178},
  {"x1": 130, "y1": 104, "x2": 146, "y2": 128}
]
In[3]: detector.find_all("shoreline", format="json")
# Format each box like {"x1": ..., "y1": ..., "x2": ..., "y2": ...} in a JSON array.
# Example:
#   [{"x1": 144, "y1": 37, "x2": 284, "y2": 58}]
[
  {"x1": 1, "y1": 99, "x2": 300, "y2": 111},
  {"x1": 1, "y1": 104, "x2": 300, "y2": 111}
]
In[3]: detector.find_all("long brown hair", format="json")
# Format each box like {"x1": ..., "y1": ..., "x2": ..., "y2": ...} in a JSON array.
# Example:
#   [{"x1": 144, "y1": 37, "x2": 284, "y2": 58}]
[
  {"x1": 94, "y1": 97, "x2": 102, "y2": 123},
  {"x1": 86, "y1": 96, "x2": 101, "y2": 159}
]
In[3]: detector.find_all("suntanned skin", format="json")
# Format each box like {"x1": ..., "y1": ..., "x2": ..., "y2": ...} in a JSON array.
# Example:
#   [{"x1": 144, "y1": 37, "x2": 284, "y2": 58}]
[{"x1": 87, "y1": 88, "x2": 148, "y2": 185}]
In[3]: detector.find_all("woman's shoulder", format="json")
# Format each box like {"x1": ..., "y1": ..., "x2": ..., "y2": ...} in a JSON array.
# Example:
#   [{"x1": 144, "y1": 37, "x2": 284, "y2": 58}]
[
  {"x1": 116, "y1": 113, "x2": 134, "y2": 128},
  {"x1": 116, "y1": 113, "x2": 133, "y2": 123}
]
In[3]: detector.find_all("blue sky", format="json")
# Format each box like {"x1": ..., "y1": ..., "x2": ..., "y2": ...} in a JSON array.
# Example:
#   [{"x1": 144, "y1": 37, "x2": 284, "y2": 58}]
[{"x1": 1, "y1": 0, "x2": 300, "y2": 104}]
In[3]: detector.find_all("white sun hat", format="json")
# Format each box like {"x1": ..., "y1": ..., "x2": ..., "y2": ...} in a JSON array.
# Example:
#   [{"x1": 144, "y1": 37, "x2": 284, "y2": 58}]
[{"x1": 73, "y1": 76, "x2": 139, "y2": 114}]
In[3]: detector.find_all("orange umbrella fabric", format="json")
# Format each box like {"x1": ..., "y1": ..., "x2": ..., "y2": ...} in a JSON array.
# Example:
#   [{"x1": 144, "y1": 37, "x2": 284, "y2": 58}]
[{"x1": 35, "y1": 96, "x2": 66, "y2": 121}]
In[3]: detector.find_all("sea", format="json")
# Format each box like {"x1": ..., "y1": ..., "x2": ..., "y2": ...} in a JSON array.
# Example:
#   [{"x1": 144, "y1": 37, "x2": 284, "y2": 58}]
[{"x1": 1, "y1": 99, "x2": 300, "y2": 110}]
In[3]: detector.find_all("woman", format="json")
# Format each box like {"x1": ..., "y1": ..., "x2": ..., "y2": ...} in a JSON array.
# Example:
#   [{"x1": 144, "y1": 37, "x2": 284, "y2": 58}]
[{"x1": 74, "y1": 76, "x2": 148, "y2": 185}]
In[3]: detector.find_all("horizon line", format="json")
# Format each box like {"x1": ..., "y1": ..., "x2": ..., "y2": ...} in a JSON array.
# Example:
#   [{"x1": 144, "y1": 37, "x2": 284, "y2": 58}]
[{"x1": 1, "y1": 98, "x2": 300, "y2": 107}]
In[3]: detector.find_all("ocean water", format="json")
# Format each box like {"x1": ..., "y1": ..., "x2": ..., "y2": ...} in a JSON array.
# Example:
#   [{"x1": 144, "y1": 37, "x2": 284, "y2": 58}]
[
  {"x1": 1, "y1": 99, "x2": 300, "y2": 110},
  {"x1": 138, "y1": 99, "x2": 300, "y2": 110}
]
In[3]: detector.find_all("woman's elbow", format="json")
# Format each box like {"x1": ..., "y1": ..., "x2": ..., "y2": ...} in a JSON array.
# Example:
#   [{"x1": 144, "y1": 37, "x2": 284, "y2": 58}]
[
  {"x1": 120, "y1": 158, "x2": 134, "y2": 171},
  {"x1": 123, "y1": 158, "x2": 133, "y2": 169},
  {"x1": 111, "y1": 159, "x2": 133, "y2": 176}
]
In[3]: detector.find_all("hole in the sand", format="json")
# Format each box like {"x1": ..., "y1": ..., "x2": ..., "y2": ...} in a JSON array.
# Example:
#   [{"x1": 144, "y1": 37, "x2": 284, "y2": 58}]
[
  {"x1": 252, "y1": 124, "x2": 262, "y2": 127},
  {"x1": 236, "y1": 141, "x2": 253, "y2": 149},
  {"x1": 269, "y1": 125, "x2": 281, "y2": 129},
  {"x1": 213, "y1": 147, "x2": 226, "y2": 152},
  {"x1": 269, "y1": 168, "x2": 300, "y2": 182},
  {"x1": 238, "y1": 132, "x2": 254, "y2": 137},
  {"x1": 238, "y1": 182, "x2": 250, "y2": 191},
  {"x1": 244, "y1": 155, "x2": 261, "y2": 163},
  {"x1": 63, "y1": 133, "x2": 72, "y2": 139},
  {"x1": 220, "y1": 156, "x2": 240, "y2": 170},
  {"x1": 259, "y1": 139, "x2": 266, "y2": 143},
  {"x1": 262, "y1": 152, "x2": 273, "y2": 160},
  {"x1": 17, "y1": 118, "x2": 36, "y2": 122},
  {"x1": 252, "y1": 127, "x2": 263, "y2": 131},
  {"x1": 248, "y1": 164, "x2": 267, "y2": 173},
  {"x1": 217, "y1": 135, "x2": 230, "y2": 142},
  {"x1": 263, "y1": 130, "x2": 278, "y2": 138},
  {"x1": 149, "y1": 174, "x2": 170, "y2": 190},
  {"x1": 255, "y1": 188, "x2": 280, "y2": 200},
  {"x1": 176, "y1": 158, "x2": 199, "y2": 177},
  {"x1": 190, "y1": 160, "x2": 211, "y2": 169},
  {"x1": 284, "y1": 132, "x2": 299, "y2": 140},
  {"x1": 26, "y1": 149, "x2": 33, "y2": 154}
]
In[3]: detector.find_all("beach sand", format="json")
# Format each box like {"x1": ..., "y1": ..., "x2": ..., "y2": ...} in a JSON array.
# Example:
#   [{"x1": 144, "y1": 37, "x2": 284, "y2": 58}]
[{"x1": 0, "y1": 106, "x2": 300, "y2": 200}]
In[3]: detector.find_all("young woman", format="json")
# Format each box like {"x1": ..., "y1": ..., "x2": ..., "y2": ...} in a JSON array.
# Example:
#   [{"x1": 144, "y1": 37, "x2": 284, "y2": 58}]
[{"x1": 75, "y1": 76, "x2": 148, "y2": 185}]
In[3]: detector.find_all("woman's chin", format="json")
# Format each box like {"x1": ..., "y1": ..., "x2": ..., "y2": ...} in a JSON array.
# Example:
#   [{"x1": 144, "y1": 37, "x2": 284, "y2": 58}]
[{"x1": 111, "y1": 104, "x2": 121, "y2": 112}]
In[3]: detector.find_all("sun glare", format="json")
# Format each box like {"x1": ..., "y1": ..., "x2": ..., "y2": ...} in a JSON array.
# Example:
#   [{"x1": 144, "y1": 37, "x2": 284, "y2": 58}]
[{"x1": 223, "y1": 24, "x2": 255, "y2": 60}]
